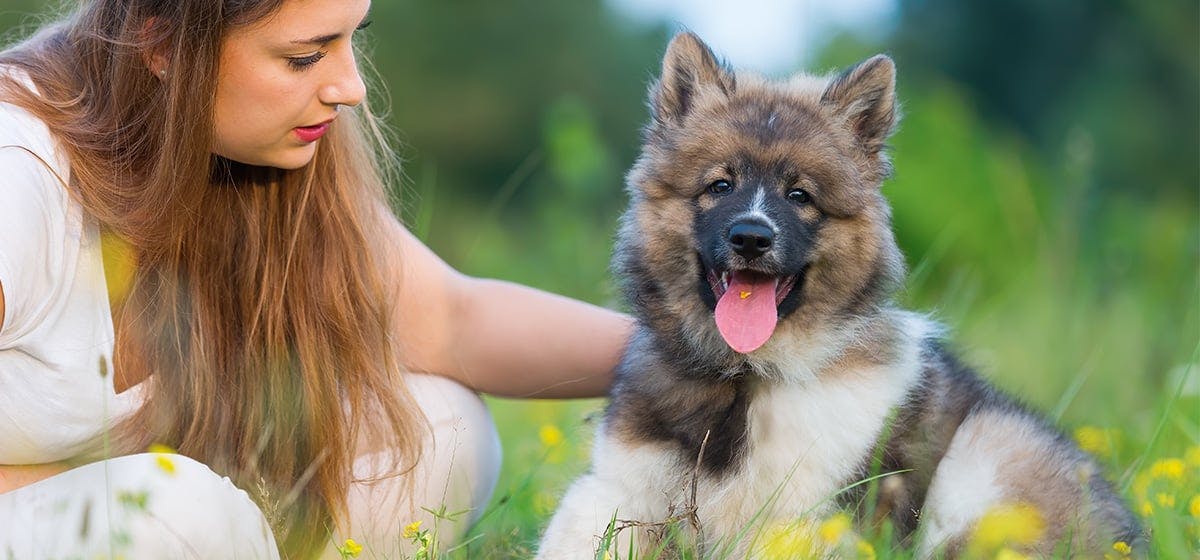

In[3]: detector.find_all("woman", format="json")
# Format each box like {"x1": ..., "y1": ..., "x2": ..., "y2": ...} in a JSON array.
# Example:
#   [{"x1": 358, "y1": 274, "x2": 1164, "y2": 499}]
[{"x1": 0, "y1": 0, "x2": 630, "y2": 557}]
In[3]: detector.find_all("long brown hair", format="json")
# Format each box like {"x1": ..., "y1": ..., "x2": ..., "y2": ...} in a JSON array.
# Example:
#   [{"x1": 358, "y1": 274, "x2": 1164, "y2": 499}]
[{"x1": 0, "y1": 1, "x2": 422, "y2": 556}]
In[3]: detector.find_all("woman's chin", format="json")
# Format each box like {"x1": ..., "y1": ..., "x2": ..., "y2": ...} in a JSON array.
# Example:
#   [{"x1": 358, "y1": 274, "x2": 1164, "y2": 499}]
[{"x1": 215, "y1": 144, "x2": 317, "y2": 171}]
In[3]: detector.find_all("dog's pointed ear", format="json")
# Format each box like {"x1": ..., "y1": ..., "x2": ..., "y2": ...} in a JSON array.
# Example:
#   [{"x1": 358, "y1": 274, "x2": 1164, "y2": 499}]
[
  {"x1": 821, "y1": 54, "x2": 898, "y2": 155},
  {"x1": 651, "y1": 32, "x2": 736, "y2": 125}
]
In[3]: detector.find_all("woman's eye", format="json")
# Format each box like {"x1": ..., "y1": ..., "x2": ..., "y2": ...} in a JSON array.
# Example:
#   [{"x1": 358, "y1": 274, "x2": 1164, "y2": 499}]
[
  {"x1": 707, "y1": 179, "x2": 733, "y2": 195},
  {"x1": 286, "y1": 51, "x2": 327, "y2": 71},
  {"x1": 787, "y1": 188, "x2": 812, "y2": 204}
]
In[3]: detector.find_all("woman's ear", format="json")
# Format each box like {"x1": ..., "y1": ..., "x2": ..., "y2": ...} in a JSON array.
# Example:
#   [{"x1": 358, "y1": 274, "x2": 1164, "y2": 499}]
[{"x1": 138, "y1": 17, "x2": 171, "y2": 79}]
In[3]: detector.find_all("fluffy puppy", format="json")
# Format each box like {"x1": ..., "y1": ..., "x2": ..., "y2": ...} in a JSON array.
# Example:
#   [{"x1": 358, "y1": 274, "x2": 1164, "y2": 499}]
[{"x1": 537, "y1": 32, "x2": 1141, "y2": 559}]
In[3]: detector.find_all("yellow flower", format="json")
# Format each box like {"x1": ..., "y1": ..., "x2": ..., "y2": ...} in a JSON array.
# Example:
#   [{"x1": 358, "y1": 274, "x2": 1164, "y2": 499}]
[
  {"x1": 402, "y1": 520, "x2": 423, "y2": 540},
  {"x1": 539, "y1": 424, "x2": 564, "y2": 447},
  {"x1": 1139, "y1": 501, "x2": 1153, "y2": 517},
  {"x1": 338, "y1": 538, "x2": 363, "y2": 558},
  {"x1": 1156, "y1": 492, "x2": 1175, "y2": 508},
  {"x1": 818, "y1": 513, "x2": 852, "y2": 544},
  {"x1": 540, "y1": 424, "x2": 569, "y2": 464},
  {"x1": 995, "y1": 548, "x2": 1032, "y2": 560},
  {"x1": 760, "y1": 520, "x2": 820, "y2": 559},
  {"x1": 1189, "y1": 495, "x2": 1200, "y2": 518},
  {"x1": 1150, "y1": 458, "x2": 1185, "y2": 480},
  {"x1": 969, "y1": 502, "x2": 1045, "y2": 553},
  {"x1": 147, "y1": 443, "x2": 177, "y2": 454},
  {"x1": 856, "y1": 540, "x2": 876, "y2": 560},
  {"x1": 1074, "y1": 426, "x2": 1114, "y2": 458},
  {"x1": 148, "y1": 443, "x2": 177, "y2": 475},
  {"x1": 154, "y1": 454, "x2": 176, "y2": 475},
  {"x1": 1112, "y1": 541, "x2": 1133, "y2": 556}
]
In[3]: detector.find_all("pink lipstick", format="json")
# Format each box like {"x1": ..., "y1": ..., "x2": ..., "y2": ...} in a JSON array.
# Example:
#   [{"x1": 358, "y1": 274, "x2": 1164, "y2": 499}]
[{"x1": 294, "y1": 120, "x2": 332, "y2": 143}]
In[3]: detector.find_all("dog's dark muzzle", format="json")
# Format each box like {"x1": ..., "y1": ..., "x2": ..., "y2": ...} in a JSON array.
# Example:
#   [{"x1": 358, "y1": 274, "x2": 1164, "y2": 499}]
[{"x1": 728, "y1": 221, "x2": 774, "y2": 261}]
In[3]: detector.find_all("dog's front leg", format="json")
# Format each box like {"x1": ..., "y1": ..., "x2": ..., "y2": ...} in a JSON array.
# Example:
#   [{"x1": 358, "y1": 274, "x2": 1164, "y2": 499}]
[
  {"x1": 537, "y1": 432, "x2": 678, "y2": 560},
  {"x1": 536, "y1": 472, "x2": 633, "y2": 560}
]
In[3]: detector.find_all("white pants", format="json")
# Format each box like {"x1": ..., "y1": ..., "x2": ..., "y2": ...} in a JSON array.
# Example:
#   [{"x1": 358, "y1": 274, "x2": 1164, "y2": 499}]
[{"x1": 0, "y1": 374, "x2": 501, "y2": 559}]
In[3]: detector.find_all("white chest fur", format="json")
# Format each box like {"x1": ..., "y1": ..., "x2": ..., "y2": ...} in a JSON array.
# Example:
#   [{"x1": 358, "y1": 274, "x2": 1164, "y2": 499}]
[
  {"x1": 695, "y1": 316, "x2": 929, "y2": 539},
  {"x1": 543, "y1": 315, "x2": 934, "y2": 560}
]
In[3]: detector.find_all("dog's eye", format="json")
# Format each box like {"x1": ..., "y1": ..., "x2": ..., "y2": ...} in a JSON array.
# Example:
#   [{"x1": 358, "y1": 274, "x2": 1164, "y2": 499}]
[
  {"x1": 707, "y1": 179, "x2": 733, "y2": 195},
  {"x1": 787, "y1": 188, "x2": 812, "y2": 204}
]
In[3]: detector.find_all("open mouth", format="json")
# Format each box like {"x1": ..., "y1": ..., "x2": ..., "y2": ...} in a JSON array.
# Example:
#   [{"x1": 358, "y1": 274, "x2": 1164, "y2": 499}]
[
  {"x1": 706, "y1": 269, "x2": 799, "y2": 307},
  {"x1": 702, "y1": 264, "x2": 805, "y2": 354}
]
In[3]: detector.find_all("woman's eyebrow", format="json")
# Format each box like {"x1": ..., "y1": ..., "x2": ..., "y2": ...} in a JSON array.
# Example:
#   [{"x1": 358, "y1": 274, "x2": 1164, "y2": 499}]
[
  {"x1": 290, "y1": 15, "x2": 372, "y2": 46},
  {"x1": 291, "y1": 32, "x2": 340, "y2": 46}
]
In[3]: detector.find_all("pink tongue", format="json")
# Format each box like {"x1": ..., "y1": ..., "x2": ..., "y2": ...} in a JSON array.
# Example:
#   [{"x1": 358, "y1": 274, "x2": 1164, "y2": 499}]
[{"x1": 714, "y1": 273, "x2": 779, "y2": 353}]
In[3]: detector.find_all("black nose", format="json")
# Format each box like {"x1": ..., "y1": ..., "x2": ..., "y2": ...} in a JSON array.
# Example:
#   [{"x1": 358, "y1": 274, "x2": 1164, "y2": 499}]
[{"x1": 728, "y1": 222, "x2": 774, "y2": 260}]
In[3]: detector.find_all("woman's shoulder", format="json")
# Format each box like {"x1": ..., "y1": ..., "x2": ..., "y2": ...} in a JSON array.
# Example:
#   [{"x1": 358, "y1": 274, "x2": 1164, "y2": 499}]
[
  {"x1": 0, "y1": 65, "x2": 63, "y2": 164},
  {"x1": 0, "y1": 67, "x2": 72, "y2": 217},
  {"x1": 0, "y1": 100, "x2": 70, "y2": 221}
]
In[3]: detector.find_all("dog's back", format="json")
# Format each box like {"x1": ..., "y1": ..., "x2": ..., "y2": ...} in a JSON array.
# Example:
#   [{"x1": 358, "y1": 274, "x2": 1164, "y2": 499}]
[{"x1": 885, "y1": 340, "x2": 1141, "y2": 555}]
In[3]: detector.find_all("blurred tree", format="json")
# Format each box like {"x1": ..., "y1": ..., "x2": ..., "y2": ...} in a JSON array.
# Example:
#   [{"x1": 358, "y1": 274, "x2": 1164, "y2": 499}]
[
  {"x1": 892, "y1": 0, "x2": 1198, "y2": 201},
  {"x1": 887, "y1": 0, "x2": 1198, "y2": 349},
  {"x1": 369, "y1": 0, "x2": 663, "y2": 201},
  {"x1": 361, "y1": 0, "x2": 668, "y2": 298}
]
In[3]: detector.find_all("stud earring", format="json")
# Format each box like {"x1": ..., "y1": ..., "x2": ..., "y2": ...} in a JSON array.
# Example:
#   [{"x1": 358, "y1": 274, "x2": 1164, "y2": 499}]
[{"x1": 159, "y1": 69, "x2": 167, "y2": 77}]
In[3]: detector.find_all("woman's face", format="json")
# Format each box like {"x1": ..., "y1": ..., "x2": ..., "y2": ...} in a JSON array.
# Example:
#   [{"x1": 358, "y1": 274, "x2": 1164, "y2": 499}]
[{"x1": 212, "y1": 0, "x2": 371, "y2": 169}]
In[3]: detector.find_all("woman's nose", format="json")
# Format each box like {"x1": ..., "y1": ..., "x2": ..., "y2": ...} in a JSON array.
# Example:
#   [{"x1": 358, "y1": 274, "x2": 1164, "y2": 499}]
[{"x1": 320, "y1": 48, "x2": 367, "y2": 108}]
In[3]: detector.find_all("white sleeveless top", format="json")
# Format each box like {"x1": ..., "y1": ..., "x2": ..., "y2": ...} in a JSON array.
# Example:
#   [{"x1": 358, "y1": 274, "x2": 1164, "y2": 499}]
[{"x1": 0, "y1": 77, "x2": 142, "y2": 464}]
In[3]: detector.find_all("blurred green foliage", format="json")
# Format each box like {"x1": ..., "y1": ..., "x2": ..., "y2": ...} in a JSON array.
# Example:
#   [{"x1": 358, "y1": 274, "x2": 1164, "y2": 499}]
[
  {"x1": 893, "y1": 0, "x2": 1199, "y2": 200},
  {"x1": 357, "y1": 0, "x2": 669, "y2": 303}
]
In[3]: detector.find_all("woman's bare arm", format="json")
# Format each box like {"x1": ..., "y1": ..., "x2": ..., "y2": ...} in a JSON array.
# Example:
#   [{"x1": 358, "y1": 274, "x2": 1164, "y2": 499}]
[
  {"x1": 0, "y1": 463, "x2": 71, "y2": 494},
  {"x1": 387, "y1": 219, "x2": 632, "y2": 398}
]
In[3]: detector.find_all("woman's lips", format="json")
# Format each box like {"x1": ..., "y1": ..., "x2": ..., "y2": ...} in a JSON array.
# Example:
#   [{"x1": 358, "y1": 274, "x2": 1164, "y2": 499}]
[{"x1": 294, "y1": 120, "x2": 332, "y2": 143}]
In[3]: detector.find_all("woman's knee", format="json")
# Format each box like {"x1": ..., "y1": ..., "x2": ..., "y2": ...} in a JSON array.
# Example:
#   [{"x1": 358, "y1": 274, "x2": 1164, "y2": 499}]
[
  {"x1": 406, "y1": 373, "x2": 502, "y2": 513},
  {"x1": 335, "y1": 375, "x2": 501, "y2": 556},
  {"x1": 103, "y1": 453, "x2": 280, "y2": 559},
  {"x1": 1, "y1": 453, "x2": 279, "y2": 559}
]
